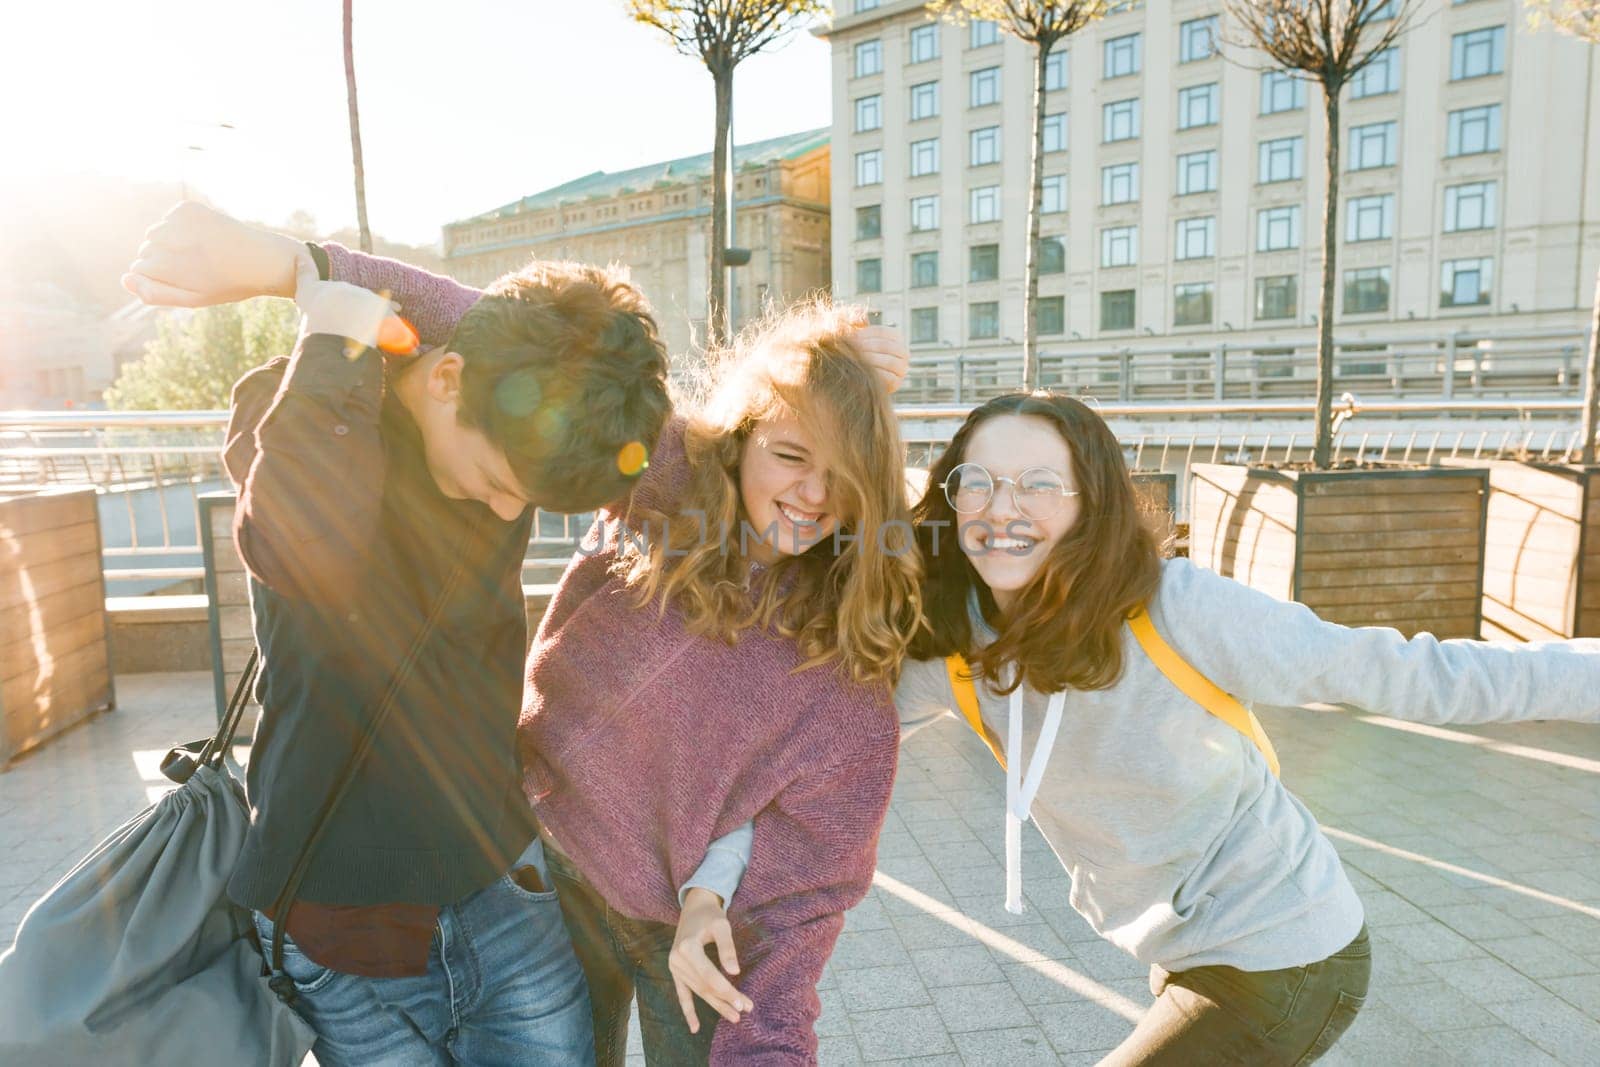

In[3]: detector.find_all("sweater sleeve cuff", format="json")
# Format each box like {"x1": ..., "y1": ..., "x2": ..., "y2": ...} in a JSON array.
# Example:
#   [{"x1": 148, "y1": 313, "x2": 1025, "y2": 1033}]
[{"x1": 678, "y1": 820, "x2": 755, "y2": 908}]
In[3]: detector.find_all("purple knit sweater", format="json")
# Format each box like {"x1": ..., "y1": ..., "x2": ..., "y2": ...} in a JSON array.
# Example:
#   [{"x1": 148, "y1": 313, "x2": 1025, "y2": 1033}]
[{"x1": 326, "y1": 245, "x2": 900, "y2": 1065}]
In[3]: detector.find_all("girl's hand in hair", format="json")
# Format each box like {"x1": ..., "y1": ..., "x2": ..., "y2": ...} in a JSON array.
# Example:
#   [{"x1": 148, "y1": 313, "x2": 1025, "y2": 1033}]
[
  {"x1": 669, "y1": 887, "x2": 752, "y2": 1032},
  {"x1": 851, "y1": 325, "x2": 911, "y2": 394}
]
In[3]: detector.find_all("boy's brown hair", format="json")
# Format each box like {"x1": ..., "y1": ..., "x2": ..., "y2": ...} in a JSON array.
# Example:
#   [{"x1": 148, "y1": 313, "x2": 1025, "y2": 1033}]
[{"x1": 448, "y1": 261, "x2": 672, "y2": 512}]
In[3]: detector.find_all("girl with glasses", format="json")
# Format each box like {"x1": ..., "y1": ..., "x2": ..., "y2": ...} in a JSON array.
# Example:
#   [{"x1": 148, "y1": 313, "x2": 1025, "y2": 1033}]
[{"x1": 892, "y1": 390, "x2": 1600, "y2": 1064}]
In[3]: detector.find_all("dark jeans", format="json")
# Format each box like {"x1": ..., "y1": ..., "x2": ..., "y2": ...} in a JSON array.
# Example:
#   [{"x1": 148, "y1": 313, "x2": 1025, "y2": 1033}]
[
  {"x1": 1098, "y1": 926, "x2": 1372, "y2": 1066},
  {"x1": 546, "y1": 844, "x2": 718, "y2": 1067}
]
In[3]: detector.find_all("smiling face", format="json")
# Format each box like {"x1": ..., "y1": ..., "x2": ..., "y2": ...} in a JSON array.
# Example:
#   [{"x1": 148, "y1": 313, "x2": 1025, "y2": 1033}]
[
  {"x1": 738, "y1": 412, "x2": 840, "y2": 564},
  {"x1": 955, "y1": 414, "x2": 1082, "y2": 609}
]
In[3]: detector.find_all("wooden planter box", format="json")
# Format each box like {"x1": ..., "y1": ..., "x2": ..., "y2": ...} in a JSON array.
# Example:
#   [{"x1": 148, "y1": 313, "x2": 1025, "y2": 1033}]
[
  {"x1": 1465, "y1": 461, "x2": 1600, "y2": 641},
  {"x1": 199, "y1": 492, "x2": 256, "y2": 725},
  {"x1": 1132, "y1": 471, "x2": 1178, "y2": 551},
  {"x1": 1188, "y1": 464, "x2": 1488, "y2": 638},
  {"x1": 1, "y1": 488, "x2": 115, "y2": 764}
]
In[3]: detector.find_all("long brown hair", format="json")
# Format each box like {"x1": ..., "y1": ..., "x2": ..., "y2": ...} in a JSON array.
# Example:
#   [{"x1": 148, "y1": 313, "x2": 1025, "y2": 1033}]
[
  {"x1": 618, "y1": 300, "x2": 920, "y2": 686},
  {"x1": 909, "y1": 392, "x2": 1161, "y2": 694}
]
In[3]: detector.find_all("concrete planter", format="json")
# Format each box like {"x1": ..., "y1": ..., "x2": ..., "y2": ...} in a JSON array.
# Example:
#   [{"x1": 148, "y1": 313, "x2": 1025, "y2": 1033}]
[
  {"x1": 1188, "y1": 464, "x2": 1489, "y2": 638},
  {"x1": 0, "y1": 488, "x2": 115, "y2": 764}
]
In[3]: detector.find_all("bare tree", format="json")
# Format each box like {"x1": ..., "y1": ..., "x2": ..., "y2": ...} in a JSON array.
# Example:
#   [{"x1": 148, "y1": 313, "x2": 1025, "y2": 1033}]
[
  {"x1": 930, "y1": 2, "x2": 1109, "y2": 391},
  {"x1": 1222, "y1": 0, "x2": 1419, "y2": 468},
  {"x1": 1524, "y1": 1, "x2": 1600, "y2": 460},
  {"x1": 627, "y1": 0, "x2": 826, "y2": 347},
  {"x1": 344, "y1": 0, "x2": 373, "y2": 253}
]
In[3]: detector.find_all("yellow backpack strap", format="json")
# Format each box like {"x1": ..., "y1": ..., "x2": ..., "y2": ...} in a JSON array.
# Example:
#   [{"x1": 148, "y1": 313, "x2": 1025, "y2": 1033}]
[
  {"x1": 1127, "y1": 607, "x2": 1281, "y2": 777},
  {"x1": 944, "y1": 654, "x2": 1007, "y2": 770}
]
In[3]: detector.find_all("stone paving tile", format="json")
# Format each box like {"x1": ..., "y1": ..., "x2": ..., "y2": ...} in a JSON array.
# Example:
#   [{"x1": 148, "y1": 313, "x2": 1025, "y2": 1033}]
[{"x1": 5, "y1": 675, "x2": 1600, "y2": 1066}]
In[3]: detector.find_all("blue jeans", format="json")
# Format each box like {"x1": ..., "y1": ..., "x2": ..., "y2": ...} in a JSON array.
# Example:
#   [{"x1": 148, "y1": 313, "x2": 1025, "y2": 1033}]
[{"x1": 252, "y1": 838, "x2": 594, "y2": 1067}]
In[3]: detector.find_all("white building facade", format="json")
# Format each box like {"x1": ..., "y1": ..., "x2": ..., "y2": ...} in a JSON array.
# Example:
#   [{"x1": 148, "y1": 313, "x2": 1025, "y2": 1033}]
[{"x1": 824, "y1": 0, "x2": 1600, "y2": 392}]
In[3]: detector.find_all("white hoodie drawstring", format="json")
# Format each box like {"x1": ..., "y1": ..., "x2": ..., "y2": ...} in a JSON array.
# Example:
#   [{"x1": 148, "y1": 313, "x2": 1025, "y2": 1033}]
[{"x1": 1004, "y1": 675, "x2": 1066, "y2": 914}]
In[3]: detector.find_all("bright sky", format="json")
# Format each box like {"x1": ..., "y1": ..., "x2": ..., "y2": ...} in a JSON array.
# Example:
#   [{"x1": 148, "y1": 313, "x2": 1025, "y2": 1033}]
[{"x1": 0, "y1": 0, "x2": 833, "y2": 247}]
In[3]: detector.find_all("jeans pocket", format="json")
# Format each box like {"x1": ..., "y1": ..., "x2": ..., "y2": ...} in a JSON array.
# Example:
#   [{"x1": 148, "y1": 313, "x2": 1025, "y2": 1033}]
[
  {"x1": 1295, "y1": 990, "x2": 1366, "y2": 1065},
  {"x1": 251, "y1": 911, "x2": 340, "y2": 995},
  {"x1": 501, "y1": 837, "x2": 561, "y2": 902}
]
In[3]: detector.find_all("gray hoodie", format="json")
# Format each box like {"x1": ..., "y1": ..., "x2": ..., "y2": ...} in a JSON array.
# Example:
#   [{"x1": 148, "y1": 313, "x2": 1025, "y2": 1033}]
[{"x1": 895, "y1": 557, "x2": 1600, "y2": 973}]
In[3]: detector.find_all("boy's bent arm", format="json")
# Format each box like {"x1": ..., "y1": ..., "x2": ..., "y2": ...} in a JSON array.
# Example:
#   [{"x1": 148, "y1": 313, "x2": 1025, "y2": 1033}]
[
  {"x1": 318, "y1": 244, "x2": 482, "y2": 348},
  {"x1": 225, "y1": 287, "x2": 392, "y2": 604}
]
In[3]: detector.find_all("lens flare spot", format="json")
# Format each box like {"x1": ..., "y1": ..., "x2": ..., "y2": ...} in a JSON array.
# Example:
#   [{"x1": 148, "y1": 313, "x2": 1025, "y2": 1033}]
[
  {"x1": 617, "y1": 441, "x2": 649, "y2": 477},
  {"x1": 496, "y1": 370, "x2": 544, "y2": 417}
]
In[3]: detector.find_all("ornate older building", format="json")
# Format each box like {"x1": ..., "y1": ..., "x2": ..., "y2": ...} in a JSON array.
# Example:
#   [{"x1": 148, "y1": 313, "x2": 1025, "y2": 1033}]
[{"x1": 443, "y1": 129, "x2": 831, "y2": 362}]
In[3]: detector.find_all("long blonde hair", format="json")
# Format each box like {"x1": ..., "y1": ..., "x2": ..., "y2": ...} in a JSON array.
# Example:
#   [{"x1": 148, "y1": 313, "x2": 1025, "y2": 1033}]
[{"x1": 618, "y1": 300, "x2": 920, "y2": 686}]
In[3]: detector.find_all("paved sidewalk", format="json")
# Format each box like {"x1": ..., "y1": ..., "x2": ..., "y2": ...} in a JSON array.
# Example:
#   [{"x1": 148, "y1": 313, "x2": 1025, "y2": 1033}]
[{"x1": 3, "y1": 672, "x2": 1598, "y2": 1064}]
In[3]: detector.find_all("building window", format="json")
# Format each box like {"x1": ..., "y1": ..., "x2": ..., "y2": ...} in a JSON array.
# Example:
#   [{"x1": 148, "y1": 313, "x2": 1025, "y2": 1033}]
[
  {"x1": 1174, "y1": 282, "x2": 1214, "y2": 326},
  {"x1": 1101, "y1": 225, "x2": 1138, "y2": 267},
  {"x1": 1445, "y1": 181, "x2": 1497, "y2": 232},
  {"x1": 911, "y1": 307, "x2": 940, "y2": 343},
  {"x1": 1258, "y1": 136, "x2": 1304, "y2": 183},
  {"x1": 1261, "y1": 70, "x2": 1305, "y2": 114},
  {"x1": 970, "y1": 243, "x2": 1000, "y2": 282},
  {"x1": 1346, "y1": 194, "x2": 1394, "y2": 242},
  {"x1": 855, "y1": 204, "x2": 881, "y2": 240},
  {"x1": 1041, "y1": 175, "x2": 1067, "y2": 214},
  {"x1": 1045, "y1": 48, "x2": 1068, "y2": 91},
  {"x1": 911, "y1": 250, "x2": 939, "y2": 288},
  {"x1": 1257, "y1": 205, "x2": 1302, "y2": 251},
  {"x1": 1102, "y1": 162, "x2": 1139, "y2": 205},
  {"x1": 1351, "y1": 48, "x2": 1399, "y2": 98},
  {"x1": 855, "y1": 0, "x2": 879, "y2": 10},
  {"x1": 910, "y1": 81, "x2": 940, "y2": 121},
  {"x1": 1441, "y1": 258, "x2": 1493, "y2": 307},
  {"x1": 857, "y1": 258, "x2": 882, "y2": 293},
  {"x1": 1344, "y1": 267, "x2": 1391, "y2": 313},
  {"x1": 969, "y1": 301, "x2": 1000, "y2": 339},
  {"x1": 910, "y1": 194, "x2": 941, "y2": 231},
  {"x1": 1103, "y1": 98, "x2": 1141, "y2": 142},
  {"x1": 909, "y1": 24, "x2": 940, "y2": 64},
  {"x1": 1177, "y1": 83, "x2": 1218, "y2": 129},
  {"x1": 1256, "y1": 275, "x2": 1297, "y2": 320},
  {"x1": 854, "y1": 40, "x2": 882, "y2": 78},
  {"x1": 1451, "y1": 26, "x2": 1505, "y2": 81},
  {"x1": 970, "y1": 185, "x2": 1001, "y2": 222},
  {"x1": 1180, "y1": 16, "x2": 1219, "y2": 63},
  {"x1": 854, "y1": 94, "x2": 882, "y2": 132},
  {"x1": 1177, "y1": 149, "x2": 1218, "y2": 195},
  {"x1": 855, "y1": 149, "x2": 883, "y2": 186},
  {"x1": 911, "y1": 137, "x2": 941, "y2": 176},
  {"x1": 1039, "y1": 237, "x2": 1066, "y2": 274},
  {"x1": 1372, "y1": 0, "x2": 1400, "y2": 17},
  {"x1": 1447, "y1": 104, "x2": 1501, "y2": 156},
  {"x1": 969, "y1": 126, "x2": 1001, "y2": 166},
  {"x1": 1043, "y1": 113, "x2": 1068, "y2": 153},
  {"x1": 1101, "y1": 289, "x2": 1136, "y2": 330},
  {"x1": 1035, "y1": 296, "x2": 1066, "y2": 335},
  {"x1": 1349, "y1": 121, "x2": 1397, "y2": 170},
  {"x1": 970, "y1": 66, "x2": 1001, "y2": 107},
  {"x1": 1104, "y1": 33, "x2": 1141, "y2": 79},
  {"x1": 970, "y1": 19, "x2": 1000, "y2": 48},
  {"x1": 1176, "y1": 216, "x2": 1216, "y2": 259}
]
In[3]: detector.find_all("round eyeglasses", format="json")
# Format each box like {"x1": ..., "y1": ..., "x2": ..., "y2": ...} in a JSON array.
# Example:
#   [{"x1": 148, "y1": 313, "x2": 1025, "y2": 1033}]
[{"x1": 939, "y1": 463, "x2": 1079, "y2": 520}]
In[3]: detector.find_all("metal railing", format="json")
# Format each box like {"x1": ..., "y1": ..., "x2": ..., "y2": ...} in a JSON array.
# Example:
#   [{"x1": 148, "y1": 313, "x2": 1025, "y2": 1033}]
[
  {"x1": 1, "y1": 389, "x2": 1588, "y2": 596},
  {"x1": 899, "y1": 327, "x2": 1593, "y2": 406}
]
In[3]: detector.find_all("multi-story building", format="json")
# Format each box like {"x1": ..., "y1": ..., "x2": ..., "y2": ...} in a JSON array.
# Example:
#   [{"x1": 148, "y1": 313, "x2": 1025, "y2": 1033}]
[
  {"x1": 443, "y1": 129, "x2": 831, "y2": 361},
  {"x1": 824, "y1": 0, "x2": 1599, "y2": 390},
  {"x1": 0, "y1": 283, "x2": 115, "y2": 409}
]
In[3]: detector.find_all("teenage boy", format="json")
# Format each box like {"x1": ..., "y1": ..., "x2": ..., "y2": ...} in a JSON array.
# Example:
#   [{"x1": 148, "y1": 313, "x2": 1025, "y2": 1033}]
[{"x1": 124, "y1": 203, "x2": 744, "y2": 1065}]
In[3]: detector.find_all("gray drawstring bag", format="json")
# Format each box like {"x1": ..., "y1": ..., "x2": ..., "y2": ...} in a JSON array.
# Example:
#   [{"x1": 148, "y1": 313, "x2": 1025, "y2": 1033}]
[{"x1": 0, "y1": 652, "x2": 316, "y2": 1064}]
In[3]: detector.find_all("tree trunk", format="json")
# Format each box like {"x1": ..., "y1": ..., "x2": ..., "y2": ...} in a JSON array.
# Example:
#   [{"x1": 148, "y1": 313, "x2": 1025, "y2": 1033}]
[
  {"x1": 708, "y1": 66, "x2": 734, "y2": 348},
  {"x1": 343, "y1": 0, "x2": 372, "y2": 253},
  {"x1": 1022, "y1": 42, "x2": 1050, "y2": 393},
  {"x1": 1584, "y1": 265, "x2": 1600, "y2": 463},
  {"x1": 1313, "y1": 87, "x2": 1342, "y2": 469}
]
